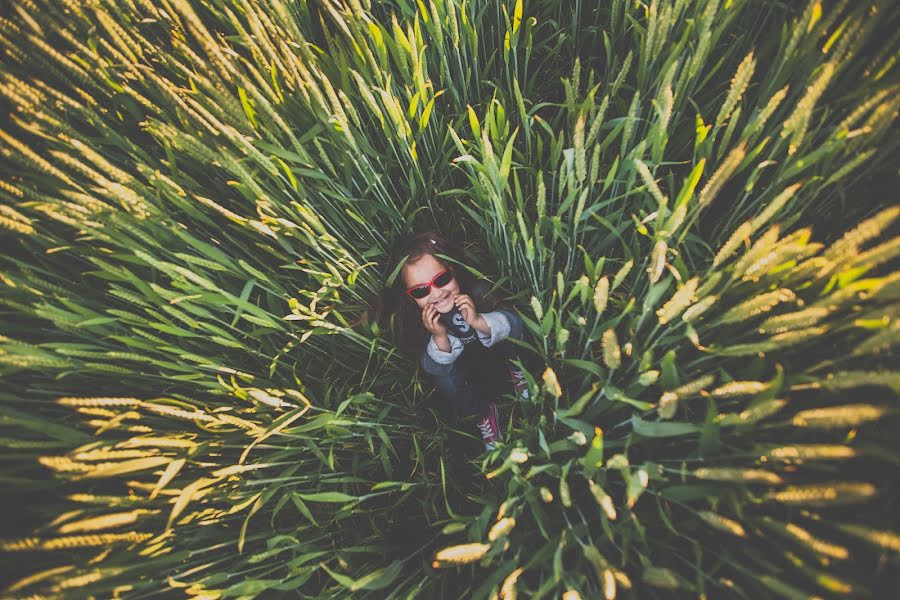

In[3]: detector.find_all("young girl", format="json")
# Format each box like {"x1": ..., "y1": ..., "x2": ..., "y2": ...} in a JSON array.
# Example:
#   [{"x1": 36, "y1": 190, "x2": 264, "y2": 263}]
[{"x1": 382, "y1": 231, "x2": 538, "y2": 451}]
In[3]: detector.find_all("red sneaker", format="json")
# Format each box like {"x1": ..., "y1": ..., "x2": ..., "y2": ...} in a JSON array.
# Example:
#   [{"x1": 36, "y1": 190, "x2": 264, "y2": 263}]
[
  {"x1": 477, "y1": 400, "x2": 502, "y2": 450},
  {"x1": 506, "y1": 366, "x2": 530, "y2": 400}
]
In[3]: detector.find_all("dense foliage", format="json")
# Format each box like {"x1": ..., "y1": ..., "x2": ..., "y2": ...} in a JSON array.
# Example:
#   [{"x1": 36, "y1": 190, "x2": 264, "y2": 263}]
[{"x1": 1, "y1": 0, "x2": 898, "y2": 597}]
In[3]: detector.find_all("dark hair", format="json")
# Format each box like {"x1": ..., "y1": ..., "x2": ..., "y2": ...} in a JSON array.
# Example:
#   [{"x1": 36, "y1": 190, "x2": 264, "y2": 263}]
[{"x1": 375, "y1": 231, "x2": 508, "y2": 363}]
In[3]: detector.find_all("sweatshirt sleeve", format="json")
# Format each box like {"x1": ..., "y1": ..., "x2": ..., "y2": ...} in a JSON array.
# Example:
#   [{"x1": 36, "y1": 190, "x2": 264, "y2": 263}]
[
  {"x1": 426, "y1": 334, "x2": 464, "y2": 365},
  {"x1": 476, "y1": 311, "x2": 511, "y2": 348}
]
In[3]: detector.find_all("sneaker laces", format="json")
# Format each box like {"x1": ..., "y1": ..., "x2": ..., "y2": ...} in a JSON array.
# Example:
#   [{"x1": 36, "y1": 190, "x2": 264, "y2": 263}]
[
  {"x1": 478, "y1": 419, "x2": 495, "y2": 440},
  {"x1": 507, "y1": 367, "x2": 530, "y2": 399},
  {"x1": 478, "y1": 402, "x2": 501, "y2": 443}
]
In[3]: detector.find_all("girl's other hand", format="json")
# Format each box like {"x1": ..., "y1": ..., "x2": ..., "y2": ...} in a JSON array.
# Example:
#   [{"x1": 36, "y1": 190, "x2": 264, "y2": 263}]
[
  {"x1": 422, "y1": 304, "x2": 447, "y2": 337},
  {"x1": 453, "y1": 293, "x2": 479, "y2": 327}
]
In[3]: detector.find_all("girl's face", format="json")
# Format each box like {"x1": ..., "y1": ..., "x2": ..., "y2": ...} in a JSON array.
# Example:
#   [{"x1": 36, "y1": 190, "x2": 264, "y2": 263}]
[{"x1": 401, "y1": 253, "x2": 461, "y2": 314}]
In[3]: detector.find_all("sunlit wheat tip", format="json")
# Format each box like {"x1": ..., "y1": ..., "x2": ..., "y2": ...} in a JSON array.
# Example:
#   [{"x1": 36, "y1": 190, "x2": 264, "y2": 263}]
[
  {"x1": 783, "y1": 62, "x2": 836, "y2": 154},
  {"x1": 709, "y1": 381, "x2": 767, "y2": 398},
  {"x1": 719, "y1": 289, "x2": 796, "y2": 324},
  {"x1": 664, "y1": 202, "x2": 688, "y2": 237},
  {"x1": 838, "y1": 524, "x2": 900, "y2": 552},
  {"x1": 647, "y1": 240, "x2": 667, "y2": 283},
  {"x1": 795, "y1": 371, "x2": 900, "y2": 393},
  {"x1": 658, "y1": 392, "x2": 678, "y2": 419},
  {"x1": 431, "y1": 543, "x2": 490, "y2": 567},
  {"x1": 657, "y1": 277, "x2": 699, "y2": 324},
  {"x1": 792, "y1": 404, "x2": 887, "y2": 428},
  {"x1": 583, "y1": 544, "x2": 610, "y2": 588},
  {"x1": 530, "y1": 295, "x2": 543, "y2": 320},
  {"x1": 693, "y1": 467, "x2": 782, "y2": 485},
  {"x1": 768, "y1": 483, "x2": 876, "y2": 506},
  {"x1": 850, "y1": 236, "x2": 900, "y2": 272},
  {"x1": 638, "y1": 370, "x2": 659, "y2": 386},
  {"x1": 508, "y1": 449, "x2": 529, "y2": 464},
  {"x1": 1, "y1": 532, "x2": 153, "y2": 551},
  {"x1": 751, "y1": 183, "x2": 802, "y2": 233},
  {"x1": 593, "y1": 276, "x2": 609, "y2": 315},
  {"x1": 499, "y1": 567, "x2": 524, "y2": 600},
  {"x1": 51, "y1": 569, "x2": 113, "y2": 591},
  {"x1": 57, "y1": 397, "x2": 143, "y2": 407},
  {"x1": 73, "y1": 449, "x2": 158, "y2": 461},
  {"x1": 759, "y1": 306, "x2": 830, "y2": 334},
  {"x1": 77, "y1": 407, "x2": 118, "y2": 418},
  {"x1": 785, "y1": 523, "x2": 849, "y2": 559},
  {"x1": 716, "y1": 51, "x2": 755, "y2": 125},
  {"x1": 488, "y1": 517, "x2": 516, "y2": 541},
  {"x1": 697, "y1": 511, "x2": 746, "y2": 537},
  {"x1": 612, "y1": 570, "x2": 633, "y2": 590},
  {"x1": 620, "y1": 91, "x2": 640, "y2": 153},
  {"x1": 698, "y1": 144, "x2": 746, "y2": 208},
  {"x1": 58, "y1": 510, "x2": 156, "y2": 533},
  {"x1": 142, "y1": 404, "x2": 219, "y2": 422},
  {"x1": 771, "y1": 325, "x2": 828, "y2": 347},
  {"x1": 540, "y1": 487, "x2": 554, "y2": 503},
  {"x1": 766, "y1": 445, "x2": 856, "y2": 462},
  {"x1": 216, "y1": 413, "x2": 264, "y2": 433},
  {"x1": 574, "y1": 112, "x2": 587, "y2": 182},
  {"x1": 39, "y1": 456, "x2": 95, "y2": 473},
  {"x1": 118, "y1": 437, "x2": 198, "y2": 449},
  {"x1": 246, "y1": 388, "x2": 295, "y2": 408},
  {"x1": 682, "y1": 295, "x2": 717, "y2": 323},
  {"x1": 588, "y1": 480, "x2": 617, "y2": 520},
  {"x1": 635, "y1": 159, "x2": 666, "y2": 209},
  {"x1": 68, "y1": 494, "x2": 143, "y2": 505},
  {"x1": 602, "y1": 568, "x2": 616, "y2": 599},
  {"x1": 542, "y1": 367, "x2": 562, "y2": 398},
  {"x1": 0, "y1": 208, "x2": 35, "y2": 234},
  {"x1": 717, "y1": 399, "x2": 788, "y2": 426},
  {"x1": 733, "y1": 225, "x2": 781, "y2": 277},
  {"x1": 612, "y1": 259, "x2": 633, "y2": 290},
  {"x1": 670, "y1": 374, "x2": 716, "y2": 399},
  {"x1": 7, "y1": 564, "x2": 75, "y2": 592},
  {"x1": 826, "y1": 205, "x2": 899, "y2": 260},
  {"x1": 602, "y1": 328, "x2": 621, "y2": 369},
  {"x1": 568, "y1": 431, "x2": 587, "y2": 445},
  {"x1": 742, "y1": 238, "x2": 815, "y2": 281}
]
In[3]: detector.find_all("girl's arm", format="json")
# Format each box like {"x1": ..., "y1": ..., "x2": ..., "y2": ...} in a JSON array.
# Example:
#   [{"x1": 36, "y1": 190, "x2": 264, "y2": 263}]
[
  {"x1": 475, "y1": 310, "x2": 516, "y2": 347},
  {"x1": 432, "y1": 331, "x2": 452, "y2": 353},
  {"x1": 421, "y1": 333, "x2": 464, "y2": 375}
]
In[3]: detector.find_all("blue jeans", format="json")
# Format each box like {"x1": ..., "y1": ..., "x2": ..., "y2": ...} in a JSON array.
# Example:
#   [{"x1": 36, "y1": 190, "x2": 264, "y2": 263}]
[{"x1": 423, "y1": 310, "x2": 538, "y2": 419}]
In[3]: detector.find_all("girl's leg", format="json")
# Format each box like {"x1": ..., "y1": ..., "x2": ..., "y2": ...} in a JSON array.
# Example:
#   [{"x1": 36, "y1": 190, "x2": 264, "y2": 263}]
[
  {"x1": 426, "y1": 365, "x2": 502, "y2": 448},
  {"x1": 427, "y1": 365, "x2": 483, "y2": 419}
]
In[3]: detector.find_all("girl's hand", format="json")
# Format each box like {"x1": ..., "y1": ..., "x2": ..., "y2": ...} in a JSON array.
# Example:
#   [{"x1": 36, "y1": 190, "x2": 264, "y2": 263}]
[
  {"x1": 453, "y1": 293, "x2": 480, "y2": 327},
  {"x1": 422, "y1": 304, "x2": 447, "y2": 337}
]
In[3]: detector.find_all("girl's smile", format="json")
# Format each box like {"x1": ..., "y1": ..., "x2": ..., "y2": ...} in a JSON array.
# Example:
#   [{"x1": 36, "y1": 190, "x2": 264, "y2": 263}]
[
  {"x1": 431, "y1": 296, "x2": 452, "y2": 310},
  {"x1": 402, "y1": 253, "x2": 461, "y2": 314}
]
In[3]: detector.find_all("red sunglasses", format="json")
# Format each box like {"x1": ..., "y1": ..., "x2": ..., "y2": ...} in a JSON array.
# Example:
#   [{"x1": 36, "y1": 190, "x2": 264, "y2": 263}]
[{"x1": 406, "y1": 266, "x2": 455, "y2": 300}]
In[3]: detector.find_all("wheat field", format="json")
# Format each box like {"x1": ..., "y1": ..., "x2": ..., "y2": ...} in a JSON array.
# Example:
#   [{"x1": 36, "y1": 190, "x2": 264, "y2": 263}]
[{"x1": 0, "y1": 0, "x2": 898, "y2": 598}]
